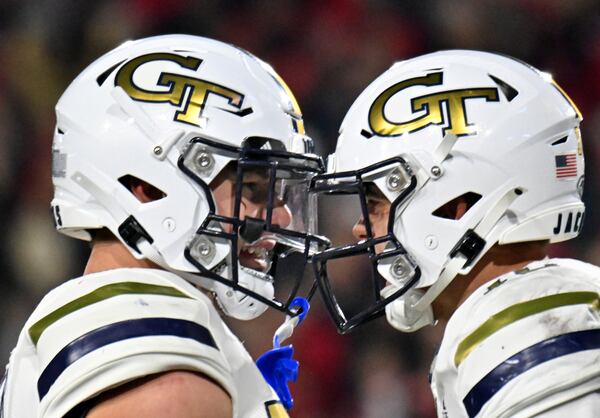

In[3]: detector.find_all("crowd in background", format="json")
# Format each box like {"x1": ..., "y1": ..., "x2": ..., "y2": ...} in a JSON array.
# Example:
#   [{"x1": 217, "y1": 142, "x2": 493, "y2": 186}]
[{"x1": 1, "y1": 1, "x2": 600, "y2": 417}]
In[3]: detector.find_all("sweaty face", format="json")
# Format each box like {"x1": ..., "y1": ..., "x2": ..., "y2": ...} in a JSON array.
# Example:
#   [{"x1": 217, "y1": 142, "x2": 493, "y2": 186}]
[
  {"x1": 210, "y1": 164, "x2": 292, "y2": 272},
  {"x1": 352, "y1": 183, "x2": 392, "y2": 253}
]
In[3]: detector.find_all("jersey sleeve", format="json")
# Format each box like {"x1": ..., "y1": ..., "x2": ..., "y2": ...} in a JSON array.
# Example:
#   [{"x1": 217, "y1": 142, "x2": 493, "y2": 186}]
[
  {"x1": 25, "y1": 271, "x2": 234, "y2": 418},
  {"x1": 532, "y1": 390, "x2": 600, "y2": 417},
  {"x1": 440, "y1": 263, "x2": 600, "y2": 417}
]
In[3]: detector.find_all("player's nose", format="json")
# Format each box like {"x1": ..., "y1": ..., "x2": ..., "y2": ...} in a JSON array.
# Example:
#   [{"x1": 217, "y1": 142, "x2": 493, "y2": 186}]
[
  {"x1": 352, "y1": 217, "x2": 367, "y2": 240},
  {"x1": 271, "y1": 202, "x2": 292, "y2": 229}
]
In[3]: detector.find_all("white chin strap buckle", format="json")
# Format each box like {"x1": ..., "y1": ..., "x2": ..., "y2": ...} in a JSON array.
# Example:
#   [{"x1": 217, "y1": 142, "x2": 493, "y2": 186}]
[
  {"x1": 212, "y1": 265, "x2": 274, "y2": 321},
  {"x1": 382, "y1": 286, "x2": 435, "y2": 332}
]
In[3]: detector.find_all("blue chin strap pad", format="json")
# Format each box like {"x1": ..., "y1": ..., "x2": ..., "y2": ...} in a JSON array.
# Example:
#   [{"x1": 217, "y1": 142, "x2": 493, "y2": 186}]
[
  {"x1": 256, "y1": 297, "x2": 310, "y2": 410},
  {"x1": 256, "y1": 345, "x2": 298, "y2": 409}
]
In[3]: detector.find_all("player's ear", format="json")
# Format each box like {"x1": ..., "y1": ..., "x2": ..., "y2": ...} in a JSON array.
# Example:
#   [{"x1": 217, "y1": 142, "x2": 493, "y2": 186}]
[
  {"x1": 433, "y1": 192, "x2": 481, "y2": 220},
  {"x1": 120, "y1": 175, "x2": 166, "y2": 203}
]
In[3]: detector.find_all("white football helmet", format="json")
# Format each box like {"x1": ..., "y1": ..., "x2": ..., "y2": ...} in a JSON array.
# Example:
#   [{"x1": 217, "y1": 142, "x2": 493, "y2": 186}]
[
  {"x1": 51, "y1": 35, "x2": 325, "y2": 320},
  {"x1": 311, "y1": 50, "x2": 584, "y2": 332}
]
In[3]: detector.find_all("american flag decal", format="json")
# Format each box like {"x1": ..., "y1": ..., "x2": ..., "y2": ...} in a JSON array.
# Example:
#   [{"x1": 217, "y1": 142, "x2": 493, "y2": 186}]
[{"x1": 555, "y1": 153, "x2": 577, "y2": 179}]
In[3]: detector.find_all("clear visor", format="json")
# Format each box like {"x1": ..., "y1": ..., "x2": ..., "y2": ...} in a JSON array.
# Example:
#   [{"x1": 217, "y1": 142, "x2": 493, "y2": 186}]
[
  {"x1": 234, "y1": 162, "x2": 319, "y2": 247},
  {"x1": 180, "y1": 137, "x2": 323, "y2": 246}
]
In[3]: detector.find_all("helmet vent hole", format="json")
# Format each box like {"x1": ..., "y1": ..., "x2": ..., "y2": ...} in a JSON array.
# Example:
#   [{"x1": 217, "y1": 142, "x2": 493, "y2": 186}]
[
  {"x1": 360, "y1": 129, "x2": 373, "y2": 138},
  {"x1": 119, "y1": 175, "x2": 167, "y2": 203},
  {"x1": 432, "y1": 192, "x2": 481, "y2": 220},
  {"x1": 551, "y1": 136, "x2": 568, "y2": 146},
  {"x1": 96, "y1": 59, "x2": 126, "y2": 86},
  {"x1": 488, "y1": 74, "x2": 519, "y2": 102}
]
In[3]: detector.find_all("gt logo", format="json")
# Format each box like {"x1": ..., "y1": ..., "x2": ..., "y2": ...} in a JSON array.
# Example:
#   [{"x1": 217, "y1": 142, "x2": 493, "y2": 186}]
[
  {"x1": 368, "y1": 72, "x2": 499, "y2": 137},
  {"x1": 115, "y1": 53, "x2": 245, "y2": 127}
]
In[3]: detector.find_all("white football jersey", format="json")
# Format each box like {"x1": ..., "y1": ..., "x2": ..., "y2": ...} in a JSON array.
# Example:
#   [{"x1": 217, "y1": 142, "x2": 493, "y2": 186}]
[
  {"x1": 0, "y1": 268, "x2": 289, "y2": 418},
  {"x1": 430, "y1": 258, "x2": 600, "y2": 417}
]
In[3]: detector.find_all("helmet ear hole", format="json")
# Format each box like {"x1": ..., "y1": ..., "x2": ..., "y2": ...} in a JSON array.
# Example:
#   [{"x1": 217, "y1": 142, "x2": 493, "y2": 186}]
[
  {"x1": 432, "y1": 192, "x2": 482, "y2": 220},
  {"x1": 118, "y1": 175, "x2": 167, "y2": 203}
]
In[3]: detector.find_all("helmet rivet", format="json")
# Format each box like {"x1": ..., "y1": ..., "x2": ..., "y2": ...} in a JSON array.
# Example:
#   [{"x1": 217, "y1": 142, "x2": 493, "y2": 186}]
[
  {"x1": 430, "y1": 166, "x2": 442, "y2": 178},
  {"x1": 163, "y1": 218, "x2": 176, "y2": 232},
  {"x1": 425, "y1": 235, "x2": 438, "y2": 250},
  {"x1": 153, "y1": 146, "x2": 163, "y2": 155}
]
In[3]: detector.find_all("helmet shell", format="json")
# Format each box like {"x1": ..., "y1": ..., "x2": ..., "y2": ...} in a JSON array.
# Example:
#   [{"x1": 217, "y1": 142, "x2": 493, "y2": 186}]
[
  {"x1": 332, "y1": 50, "x2": 584, "y2": 287},
  {"x1": 52, "y1": 34, "x2": 307, "y2": 274}
]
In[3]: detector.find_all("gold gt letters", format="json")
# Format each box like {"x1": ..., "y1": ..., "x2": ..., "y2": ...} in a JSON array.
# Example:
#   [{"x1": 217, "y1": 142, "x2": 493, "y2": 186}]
[
  {"x1": 115, "y1": 53, "x2": 244, "y2": 127},
  {"x1": 369, "y1": 72, "x2": 499, "y2": 137}
]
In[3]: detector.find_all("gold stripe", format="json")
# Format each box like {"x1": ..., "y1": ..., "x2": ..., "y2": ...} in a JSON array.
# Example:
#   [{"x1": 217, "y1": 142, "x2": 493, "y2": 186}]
[
  {"x1": 552, "y1": 80, "x2": 582, "y2": 120},
  {"x1": 576, "y1": 126, "x2": 583, "y2": 156},
  {"x1": 271, "y1": 72, "x2": 302, "y2": 117},
  {"x1": 454, "y1": 291, "x2": 599, "y2": 366},
  {"x1": 28, "y1": 282, "x2": 191, "y2": 345},
  {"x1": 266, "y1": 70, "x2": 306, "y2": 135}
]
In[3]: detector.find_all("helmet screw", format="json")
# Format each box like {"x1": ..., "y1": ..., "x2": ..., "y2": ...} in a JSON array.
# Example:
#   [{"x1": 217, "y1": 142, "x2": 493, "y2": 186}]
[
  {"x1": 391, "y1": 257, "x2": 410, "y2": 279},
  {"x1": 198, "y1": 242, "x2": 211, "y2": 256},
  {"x1": 191, "y1": 236, "x2": 216, "y2": 263},
  {"x1": 386, "y1": 172, "x2": 403, "y2": 192},
  {"x1": 194, "y1": 151, "x2": 214, "y2": 174},
  {"x1": 425, "y1": 235, "x2": 438, "y2": 250},
  {"x1": 389, "y1": 255, "x2": 416, "y2": 284},
  {"x1": 197, "y1": 152, "x2": 212, "y2": 168},
  {"x1": 393, "y1": 262, "x2": 407, "y2": 277},
  {"x1": 430, "y1": 166, "x2": 442, "y2": 178},
  {"x1": 153, "y1": 146, "x2": 163, "y2": 155}
]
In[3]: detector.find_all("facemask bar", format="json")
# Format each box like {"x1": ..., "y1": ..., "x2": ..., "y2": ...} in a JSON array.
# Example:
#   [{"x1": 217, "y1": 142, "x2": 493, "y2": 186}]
[
  {"x1": 178, "y1": 135, "x2": 327, "y2": 315},
  {"x1": 310, "y1": 157, "x2": 421, "y2": 333}
]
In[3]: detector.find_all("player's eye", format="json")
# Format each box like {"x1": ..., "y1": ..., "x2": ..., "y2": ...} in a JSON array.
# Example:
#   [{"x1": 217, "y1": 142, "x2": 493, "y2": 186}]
[
  {"x1": 365, "y1": 184, "x2": 390, "y2": 216},
  {"x1": 242, "y1": 181, "x2": 269, "y2": 203}
]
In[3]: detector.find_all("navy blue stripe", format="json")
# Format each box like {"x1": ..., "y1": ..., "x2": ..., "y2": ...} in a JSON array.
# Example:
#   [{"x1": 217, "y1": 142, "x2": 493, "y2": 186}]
[
  {"x1": 38, "y1": 317, "x2": 218, "y2": 400},
  {"x1": 463, "y1": 328, "x2": 600, "y2": 417}
]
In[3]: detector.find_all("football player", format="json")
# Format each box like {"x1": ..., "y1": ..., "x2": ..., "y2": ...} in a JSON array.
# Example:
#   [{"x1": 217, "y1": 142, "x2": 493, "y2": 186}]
[
  {"x1": 310, "y1": 50, "x2": 600, "y2": 417},
  {"x1": 1, "y1": 35, "x2": 324, "y2": 417}
]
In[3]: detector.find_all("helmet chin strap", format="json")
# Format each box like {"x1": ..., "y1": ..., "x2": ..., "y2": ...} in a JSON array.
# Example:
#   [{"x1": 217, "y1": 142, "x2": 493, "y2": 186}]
[
  {"x1": 384, "y1": 255, "x2": 466, "y2": 332},
  {"x1": 137, "y1": 239, "x2": 213, "y2": 289},
  {"x1": 138, "y1": 239, "x2": 274, "y2": 320},
  {"x1": 211, "y1": 264, "x2": 274, "y2": 320},
  {"x1": 385, "y1": 186, "x2": 523, "y2": 332}
]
